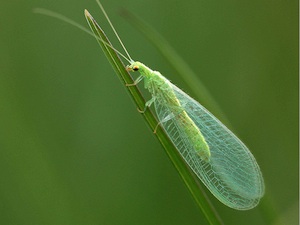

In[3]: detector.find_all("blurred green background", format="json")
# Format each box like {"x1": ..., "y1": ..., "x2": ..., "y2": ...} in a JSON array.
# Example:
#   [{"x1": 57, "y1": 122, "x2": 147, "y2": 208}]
[{"x1": 0, "y1": 0, "x2": 298, "y2": 224}]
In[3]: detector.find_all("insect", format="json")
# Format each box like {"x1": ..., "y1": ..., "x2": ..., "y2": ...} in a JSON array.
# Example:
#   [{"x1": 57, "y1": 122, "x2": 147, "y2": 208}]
[{"x1": 84, "y1": 1, "x2": 265, "y2": 210}]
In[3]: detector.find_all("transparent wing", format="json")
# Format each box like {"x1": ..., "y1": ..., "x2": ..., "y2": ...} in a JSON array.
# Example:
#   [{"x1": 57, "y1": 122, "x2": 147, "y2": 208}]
[{"x1": 154, "y1": 84, "x2": 264, "y2": 210}]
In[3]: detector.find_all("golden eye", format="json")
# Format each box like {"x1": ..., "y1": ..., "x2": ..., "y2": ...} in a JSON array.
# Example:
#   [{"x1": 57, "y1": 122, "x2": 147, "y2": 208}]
[{"x1": 133, "y1": 65, "x2": 139, "y2": 71}]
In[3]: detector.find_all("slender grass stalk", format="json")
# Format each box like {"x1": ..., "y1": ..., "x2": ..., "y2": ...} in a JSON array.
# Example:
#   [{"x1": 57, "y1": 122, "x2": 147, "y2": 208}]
[
  {"x1": 85, "y1": 9, "x2": 223, "y2": 225},
  {"x1": 34, "y1": 6, "x2": 224, "y2": 224}
]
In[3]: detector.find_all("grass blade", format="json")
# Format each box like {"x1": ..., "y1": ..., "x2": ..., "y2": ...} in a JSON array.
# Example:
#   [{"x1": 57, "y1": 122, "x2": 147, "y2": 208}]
[{"x1": 85, "y1": 9, "x2": 223, "y2": 225}]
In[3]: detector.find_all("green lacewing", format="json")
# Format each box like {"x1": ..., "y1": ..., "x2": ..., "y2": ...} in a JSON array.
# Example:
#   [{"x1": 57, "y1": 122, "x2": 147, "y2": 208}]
[
  {"x1": 35, "y1": 0, "x2": 264, "y2": 210},
  {"x1": 84, "y1": 1, "x2": 265, "y2": 210}
]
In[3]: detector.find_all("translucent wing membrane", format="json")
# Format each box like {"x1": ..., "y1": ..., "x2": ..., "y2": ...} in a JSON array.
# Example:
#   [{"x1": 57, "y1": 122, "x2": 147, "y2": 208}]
[{"x1": 154, "y1": 84, "x2": 264, "y2": 210}]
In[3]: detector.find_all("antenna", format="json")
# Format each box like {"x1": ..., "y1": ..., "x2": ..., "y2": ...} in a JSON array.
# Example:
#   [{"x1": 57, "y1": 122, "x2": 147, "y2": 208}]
[
  {"x1": 34, "y1": 8, "x2": 132, "y2": 64},
  {"x1": 84, "y1": 9, "x2": 132, "y2": 63},
  {"x1": 96, "y1": 0, "x2": 134, "y2": 63}
]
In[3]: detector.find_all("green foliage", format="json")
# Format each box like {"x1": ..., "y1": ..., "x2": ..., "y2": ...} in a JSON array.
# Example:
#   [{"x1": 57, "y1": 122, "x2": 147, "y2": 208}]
[
  {"x1": 85, "y1": 9, "x2": 223, "y2": 225},
  {"x1": 0, "y1": 0, "x2": 298, "y2": 225}
]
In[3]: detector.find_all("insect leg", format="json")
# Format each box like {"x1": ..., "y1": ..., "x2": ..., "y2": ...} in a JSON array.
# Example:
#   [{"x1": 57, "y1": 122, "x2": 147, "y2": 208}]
[
  {"x1": 154, "y1": 113, "x2": 176, "y2": 133},
  {"x1": 126, "y1": 75, "x2": 144, "y2": 86},
  {"x1": 138, "y1": 96, "x2": 156, "y2": 113},
  {"x1": 153, "y1": 106, "x2": 186, "y2": 133}
]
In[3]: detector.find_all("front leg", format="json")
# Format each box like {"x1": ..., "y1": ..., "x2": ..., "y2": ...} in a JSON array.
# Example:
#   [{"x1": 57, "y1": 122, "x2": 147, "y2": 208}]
[{"x1": 126, "y1": 75, "x2": 144, "y2": 86}]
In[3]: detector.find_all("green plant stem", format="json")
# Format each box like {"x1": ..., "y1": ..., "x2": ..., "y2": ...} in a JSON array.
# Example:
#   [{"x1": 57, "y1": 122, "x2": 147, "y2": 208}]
[{"x1": 85, "y1": 9, "x2": 223, "y2": 225}]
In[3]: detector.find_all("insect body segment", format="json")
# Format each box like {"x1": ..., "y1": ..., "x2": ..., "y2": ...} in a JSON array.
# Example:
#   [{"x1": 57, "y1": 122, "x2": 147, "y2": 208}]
[{"x1": 127, "y1": 61, "x2": 211, "y2": 162}]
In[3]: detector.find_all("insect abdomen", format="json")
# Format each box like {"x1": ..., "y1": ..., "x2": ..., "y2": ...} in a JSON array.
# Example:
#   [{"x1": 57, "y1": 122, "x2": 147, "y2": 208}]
[
  {"x1": 152, "y1": 74, "x2": 211, "y2": 162},
  {"x1": 177, "y1": 112, "x2": 211, "y2": 162}
]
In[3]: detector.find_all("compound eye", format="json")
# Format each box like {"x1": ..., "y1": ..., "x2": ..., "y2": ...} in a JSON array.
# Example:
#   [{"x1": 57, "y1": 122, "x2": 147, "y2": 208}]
[{"x1": 133, "y1": 65, "x2": 139, "y2": 71}]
